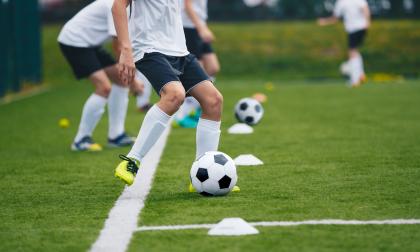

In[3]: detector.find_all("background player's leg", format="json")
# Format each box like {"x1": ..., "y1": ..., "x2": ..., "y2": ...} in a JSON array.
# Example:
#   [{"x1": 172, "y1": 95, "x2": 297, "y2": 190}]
[
  {"x1": 74, "y1": 70, "x2": 110, "y2": 144},
  {"x1": 189, "y1": 81, "x2": 223, "y2": 159},
  {"x1": 127, "y1": 82, "x2": 185, "y2": 162},
  {"x1": 135, "y1": 71, "x2": 153, "y2": 111},
  {"x1": 349, "y1": 49, "x2": 363, "y2": 86},
  {"x1": 200, "y1": 53, "x2": 220, "y2": 80},
  {"x1": 104, "y1": 65, "x2": 132, "y2": 141}
]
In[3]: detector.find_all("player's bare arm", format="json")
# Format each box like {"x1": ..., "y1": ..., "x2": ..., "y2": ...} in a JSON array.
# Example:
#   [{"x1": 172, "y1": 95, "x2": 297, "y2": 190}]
[
  {"x1": 185, "y1": 0, "x2": 214, "y2": 43},
  {"x1": 317, "y1": 16, "x2": 338, "y2": 26},
  {"x1": 112, "y1": 0, "x2": 135, "y2": 85},
  {"x1": 112, "y1": 36, "x2": 121, "y2": 60},
  {"x1": 363, "y1": 5, "x2": 371, "y2": 28}
]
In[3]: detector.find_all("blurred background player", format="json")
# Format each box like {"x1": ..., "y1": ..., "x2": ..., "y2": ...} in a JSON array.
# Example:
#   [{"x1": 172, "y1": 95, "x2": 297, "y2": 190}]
[
  {"x1": 318, "y1": 0, "x2": 371, "y2": 87},
  {"x1": 58, "y1": 0, "x2": 150, "y2": 151},
  {"x1": 173, "y1": 0, "x2": 221, "y2": 128}
]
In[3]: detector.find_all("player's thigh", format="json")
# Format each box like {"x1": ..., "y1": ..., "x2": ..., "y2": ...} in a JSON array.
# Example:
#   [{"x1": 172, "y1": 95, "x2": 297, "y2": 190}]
[
  {"x1": 189, "y1": 80, "x2": 223, "y2": 109},
  {"x1": 201, "y1": 53, "x2": 220, "y2": 75}
]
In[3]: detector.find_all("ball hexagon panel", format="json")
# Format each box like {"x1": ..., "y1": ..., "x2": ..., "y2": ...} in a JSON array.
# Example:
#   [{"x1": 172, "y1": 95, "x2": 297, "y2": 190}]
[
  {"x1": 197, "y1": 152, "x2": 215, "y2": 168},
  {"x1": 190, "y1": 175, "x2": 203, "y2": 192},
  {"x1": 224, "y1": 163, "x2": 237, "y2": 179},
  {"x1": 202, "y1": 178, "x2": 221, "y2": 195},
  {"x1": 207, "y1": 163, "x2": 226, "y2": 182}
]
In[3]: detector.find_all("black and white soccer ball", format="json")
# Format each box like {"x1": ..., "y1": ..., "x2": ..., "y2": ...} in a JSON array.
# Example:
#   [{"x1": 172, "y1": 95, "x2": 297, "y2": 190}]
[
  {"x1": 234, "y1": 98, "x2": 264, "y2": 125},
  {"x1": 190, "y1": 151, "x2": 238, "y2": 196}
]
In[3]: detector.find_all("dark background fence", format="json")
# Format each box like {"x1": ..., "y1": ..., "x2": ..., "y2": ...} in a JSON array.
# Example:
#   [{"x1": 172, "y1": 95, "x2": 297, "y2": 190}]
[{"x1": 1, "y1": 0, "x2": 41, "y2": 97}]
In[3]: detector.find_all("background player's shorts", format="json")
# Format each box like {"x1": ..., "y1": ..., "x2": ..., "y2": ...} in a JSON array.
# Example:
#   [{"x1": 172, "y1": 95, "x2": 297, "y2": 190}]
[
  {"x1": 136, "y1": 52, "x2": 210, "y2": 95},
  {"x1": 348, "y1": 29, "x2": 367, "y2": 49},
  {"x1": 184, "y1": 28, "x2": 214, "y2": 59},
  {"x1": 59, "y1": 43, "x2": 116, "y2": 79}
]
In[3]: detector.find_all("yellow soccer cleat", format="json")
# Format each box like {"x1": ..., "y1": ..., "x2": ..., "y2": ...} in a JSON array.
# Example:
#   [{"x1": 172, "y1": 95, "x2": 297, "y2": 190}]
[
  {"x1": 115, "y1": 155, "x2": 139, "y2": 186},
  {"x1": 232, "y1": 186, "x2": 241, "y2": 192},
  {"x1": 189, "y1": 182, "x2": 196, "y2": 193},
  {"x1": 71, "y1": 136, "x2": 103, "y2": 152}
]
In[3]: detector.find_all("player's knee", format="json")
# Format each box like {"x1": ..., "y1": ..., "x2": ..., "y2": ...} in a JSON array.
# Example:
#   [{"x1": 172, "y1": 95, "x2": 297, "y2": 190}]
[
  {"x1": 97, "y1": 84, "x2": 112, "y2": 97},
  {"x1": 165, "y1": 89, "x2": 185, "y2": 109},
  {"x1": 204, "y1": 91, "x2": 223, "y2": 115}
]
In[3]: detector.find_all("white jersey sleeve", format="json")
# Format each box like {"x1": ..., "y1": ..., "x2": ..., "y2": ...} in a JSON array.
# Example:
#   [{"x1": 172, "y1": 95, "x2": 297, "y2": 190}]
[
  {"x1": 107, "y1": 9, "x2": 116, "y2": 37},
  {"x1": 333, "y1": 0, "x2": 344, "y2": 18},
  {"x1": 357, "y1": 0, "x2": 369, "y2": 8}
]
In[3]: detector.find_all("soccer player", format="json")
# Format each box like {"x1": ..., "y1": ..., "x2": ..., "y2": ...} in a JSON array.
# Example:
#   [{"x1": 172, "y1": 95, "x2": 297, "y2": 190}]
[
  {"x1": 58, "y1": 0, "x2": 150, "y2": 151},
  {"x1": 112, "y1": 0, "x2": 239, "y2": 192},
  {"x1": 173, "y1": 0, "x2": 221, "y2": 128},
  {"x1": 318, "y1": 0, "x2": 371, "y2": 87}
]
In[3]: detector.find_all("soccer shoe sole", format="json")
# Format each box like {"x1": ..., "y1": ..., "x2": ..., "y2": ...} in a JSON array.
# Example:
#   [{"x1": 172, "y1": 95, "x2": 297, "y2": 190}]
[{"x1": 70, "y1": 143, "x2": 103, "y2": 152}]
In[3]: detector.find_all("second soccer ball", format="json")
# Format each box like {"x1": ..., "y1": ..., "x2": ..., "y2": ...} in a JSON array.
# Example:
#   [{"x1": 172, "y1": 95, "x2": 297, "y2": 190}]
[{"x1": 234, "y1": 98, "x2": 264, "y2": 125}]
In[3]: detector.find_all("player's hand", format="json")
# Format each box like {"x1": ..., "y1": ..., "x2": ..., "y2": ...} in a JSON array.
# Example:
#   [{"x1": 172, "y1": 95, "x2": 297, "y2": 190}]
[
  {"x1": 118, "y1": 47, "x2": 136, "y2": 86},
  {"x1": 317, "y1": 18, "x2": 327, "y2": 26},
  {"x1": 199, "y1": 26, "x2": 215, "y2": 43}
]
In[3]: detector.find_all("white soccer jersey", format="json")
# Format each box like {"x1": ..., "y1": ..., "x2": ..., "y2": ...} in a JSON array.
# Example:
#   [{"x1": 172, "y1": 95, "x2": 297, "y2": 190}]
[
  {"x1": 334, "y1": 0, "x2": 369, "y2": 33},
  {"x1": 131, "y1": 0, "x2": 189, "y2": 61},
  {"x1": 58, "y1": 0, "x2": 116, "y2": 47},
  {"x1": 181, "y1": 0, "x2": 208, "y2": 28}
]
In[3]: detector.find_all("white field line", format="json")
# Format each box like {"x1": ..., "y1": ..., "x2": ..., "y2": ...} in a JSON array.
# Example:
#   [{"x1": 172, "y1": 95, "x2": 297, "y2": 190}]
[
  {"x1": 136, "y1": 219, "x2": 420, "y2": 232},
  {"x1": 0, "y1": 86, "x2": 50, "y2": 106},
  {"x1": 90, "y1": 127, "x2": 171, "y2": 252}
]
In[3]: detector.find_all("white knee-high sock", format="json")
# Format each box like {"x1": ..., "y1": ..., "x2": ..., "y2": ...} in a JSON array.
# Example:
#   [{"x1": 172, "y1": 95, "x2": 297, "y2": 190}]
[
  {"x1": 128, "y1": 105, "x2": 171, "y2": 162},
  {"x1": 357, "y1": 54, "x2": 365, "y2": 75},
  {"x1": 196, "y1": 118, "x2": 221, "y2": 159},
  {"x1": 136, "y1": 71, "x2": 152, "y2": 108},
  {"x1": 108, "y1": 84, "x2": 129, "y2": 139},
  {"x1": 349, "y1": 57, "x2": 361, "y2": 85},
  {"x1": 74, "y1": 93, "x2": 107, "y2": 143}
]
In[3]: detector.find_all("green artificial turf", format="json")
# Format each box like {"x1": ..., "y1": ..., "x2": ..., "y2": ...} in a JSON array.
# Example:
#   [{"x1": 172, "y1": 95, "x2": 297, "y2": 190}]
[
  {"x1": 129, "y1": 80, "x2": 420, "y2": 251},
  {"x1": 1, "y1": 80, "x2": 419, "y2": 252},
  {"x1": 130, "y1": 226, "x2": 420, "y2": 252}
]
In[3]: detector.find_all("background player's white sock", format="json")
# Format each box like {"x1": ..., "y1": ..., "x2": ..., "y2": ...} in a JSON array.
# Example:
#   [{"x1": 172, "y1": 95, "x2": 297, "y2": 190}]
[
  {"x1": 356, "y1": 55, "x2": 365, "y2": 76},
  {"x1": 136, "y1": 71, "x2": 152, "y2": 108},
  {"x1": 175, "y1": 97, "x2": 200, "y2": 120},
  {"x1": 196, "y1": 118, "x2": 221, "y2": 159},
  {"x1": 74, "y1": 93, "x2": 107, "y2": 143},
  {"x1": 108, "y1": 85, "x2": 129, "y2": 139},
  {"x1": 127, "y1": 105, "x2": 171, "y2": 162},
  {"x1": 349, "y1": 57, "x2": 361, "y2": 85}
]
